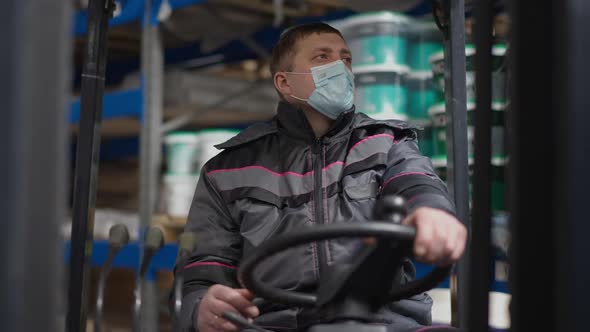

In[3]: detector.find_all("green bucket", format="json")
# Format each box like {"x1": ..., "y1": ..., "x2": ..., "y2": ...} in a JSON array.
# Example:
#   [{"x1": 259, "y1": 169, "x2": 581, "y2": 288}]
[
  {"x1": 334, "y1": 11, "x2": 412, "y2": 68},
  {"x1": 407, "y1": 72, "x2": 441, "y2": 121},
  {"x1": 433, "y1": 161, "x2": 506, "y2": 213},
  {"x1": 417, "y1": 124, "x2": 435, "y2": 158},
  {"x1": 164, "y1": 132, "x2": 201, "y2": 175},
  {"x1": 409, "y1": 21, "x2": 443, "y2": 72},
  {"x1": 428, "y1": 102, "x2": 507, "y2": 162},
  {"x1": 198, "y1": 128, "x2": 240, "y2": 165},
  {"x1": 354, "y1": 65, "x2": 410, "y2": 120},
  {"x1": 429, "y1": 44, "x2": 507, "y2": 103}
]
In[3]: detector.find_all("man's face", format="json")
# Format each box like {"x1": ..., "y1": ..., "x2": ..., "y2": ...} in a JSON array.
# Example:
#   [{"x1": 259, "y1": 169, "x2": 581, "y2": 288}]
[{"x1": 274, "y1": 33, "x2": 353, "y2": 102}]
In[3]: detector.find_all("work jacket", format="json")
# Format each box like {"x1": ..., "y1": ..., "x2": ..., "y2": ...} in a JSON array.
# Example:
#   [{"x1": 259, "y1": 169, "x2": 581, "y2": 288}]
[{"x1": 178, "y1": 101, "x2": 455, "y2": 332}]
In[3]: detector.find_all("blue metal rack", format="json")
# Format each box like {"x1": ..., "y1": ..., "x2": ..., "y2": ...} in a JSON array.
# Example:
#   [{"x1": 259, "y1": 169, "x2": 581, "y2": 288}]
[
  {"x1": 73, "y1": 0, "x2": 206, "y2": 36},
  {"x1": 62, "y1": 240, "x2": 510, "y2": 293},
  {"x1": 64, "y1": 240, "x2": 178, "y2": 281},
  {"x1": 70, "y1": 88, "x2": 142, "y2": 123}
]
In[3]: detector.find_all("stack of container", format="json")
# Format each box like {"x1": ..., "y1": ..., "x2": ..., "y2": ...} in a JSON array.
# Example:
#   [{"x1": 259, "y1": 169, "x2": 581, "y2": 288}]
[
  {"x1": 333, "y1": 12, "x2": 413, "y2": 121},
  {"x1": 428, "y1": 42, "x2": 510, "y2": 260},
  {"x1": 407, "y1": 20, "x2": 445, "y2": 158},
  {"x1": 332, "y1": 13, "x2": 444, "y2": 159},
  {"x1": 162, "y1": 129, "x2": 239, "y2": 218}
]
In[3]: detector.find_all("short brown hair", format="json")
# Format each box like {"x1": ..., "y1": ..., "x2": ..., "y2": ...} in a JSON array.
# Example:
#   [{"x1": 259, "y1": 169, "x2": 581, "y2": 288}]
[{"x1": 270, "y1": 22, "x2": 344, "y2": 76}]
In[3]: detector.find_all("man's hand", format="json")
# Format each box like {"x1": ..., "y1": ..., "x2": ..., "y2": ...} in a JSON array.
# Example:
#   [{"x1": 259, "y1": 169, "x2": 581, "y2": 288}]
[
  {"x1": 403, "y1": 207, "x2": 467, "y2": 266},
  {"x1": 196, "y1": 284, "x2": 260, "y2": 332}
]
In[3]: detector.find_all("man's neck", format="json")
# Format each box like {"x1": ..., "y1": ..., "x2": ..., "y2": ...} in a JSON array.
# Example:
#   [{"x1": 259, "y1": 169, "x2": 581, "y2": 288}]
[{"x1": 300, "y1": 104, "x2": 334, "y2": 138}]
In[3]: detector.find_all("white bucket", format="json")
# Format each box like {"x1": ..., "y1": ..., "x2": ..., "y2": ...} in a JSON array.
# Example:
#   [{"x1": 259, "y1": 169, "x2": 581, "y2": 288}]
[
  {"x1": 162, "y1": 174, "x2": 199, "y2": 218},
  {"x1": 198, "y1": 129, "x2": 240, "y2": 165},
  {"x1": 164, "y1": 132, "x2": 201, "y2": 175}
]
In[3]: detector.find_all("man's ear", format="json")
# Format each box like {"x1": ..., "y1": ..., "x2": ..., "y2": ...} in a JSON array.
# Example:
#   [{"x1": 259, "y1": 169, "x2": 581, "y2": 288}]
[{"x1": 274, "y1": 72, "x2": 292, "y2": 98}]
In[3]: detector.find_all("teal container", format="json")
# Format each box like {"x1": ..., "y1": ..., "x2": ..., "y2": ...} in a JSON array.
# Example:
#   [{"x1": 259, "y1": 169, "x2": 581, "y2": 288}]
[
  {"x1": 433, "y1": 162, "x2": 507, "y2": 213},
  {"x1": 429, "y1": 102, "x2": 507, "y2": 163},
  {"x1": 333, "y1": 11, "x2": 412, "y2": 69},
  {"x1": 354, "y1": 66, "x2": 409, "y2": 120},
  {"x1": 417, "y1": 124, "x2": 435, "y2": 158},
  {"x1": 409, "y1": 21, "x2": 444, "y2": 72},
  {"x1": 407, "y1": 72, "x2": 440, "y2": 121},
  {"x1": 410, "y1": 42, "x2": 443, "y2": 71},
  {"x1": 350, "y1": 35, "x2": 409, "y2": 68},
  {"x1": 429, "y1": 44, "x2": 507, "y2": 103}
]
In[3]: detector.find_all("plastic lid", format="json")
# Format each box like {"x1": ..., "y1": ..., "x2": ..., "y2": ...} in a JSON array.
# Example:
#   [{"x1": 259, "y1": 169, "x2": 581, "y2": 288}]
[
  {"x1": 165, "y1": 132, "x2": 200, "y2": 144},
  {"x1": 431, "y1": 156, "x2": 448, "y2": 168},
  {"x1": 492, "y1": 44, "x2": 508, "y2": 56},
  {"x1": 491, "y1": 156, "x2": 508, "y2": 166},
  {"x1": 429, "y1": 44, "x2": 479, "y2": 65},
  {"x1": 433, "y1": 156, "x2": 507, "y2": 168},
  {"x1": 428, "y1": 102, "x2": 477, "y2": 116},
  {"x1": 492, "y1": 101, "x2": 509, "y2": 111},
  {"x1": 353, "y1": 64, "x2": 411, "y2": 75},
  {"x1": 198, "y1": 128, "x2": 240, "y2": 135},
  {"x1": 332, "y1": 11, "x2": 412, "y2": 29},
  {"x1": 427, "y1": 103, "x2": 446, "y2": 116},
  {"x1": 408, "y1": 118, "x2": 432, "y2": 127},
  {"x1": 407, "y1": 71, "x2": 433, "y2": 81},
  {"x1": 163, "y1": 174, "x2": 200, "y2": 183}
]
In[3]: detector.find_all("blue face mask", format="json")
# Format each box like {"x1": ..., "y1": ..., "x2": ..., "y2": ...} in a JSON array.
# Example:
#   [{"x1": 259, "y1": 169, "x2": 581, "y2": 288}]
[{"x1": 286, "y1": 60, "x2": 355, "y2": 120}]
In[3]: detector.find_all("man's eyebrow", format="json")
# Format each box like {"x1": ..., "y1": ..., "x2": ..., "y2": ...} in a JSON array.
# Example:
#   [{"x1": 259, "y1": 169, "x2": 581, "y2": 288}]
[
  {"x1": 311, "y1": 47, "x2": 334, "y2": 53},
  {"x1": 340, "y1": 48, "x2": 352, "y2": 56},
  {"x1": 311, "y1": 47, "x2": 352, "y2": 55}
]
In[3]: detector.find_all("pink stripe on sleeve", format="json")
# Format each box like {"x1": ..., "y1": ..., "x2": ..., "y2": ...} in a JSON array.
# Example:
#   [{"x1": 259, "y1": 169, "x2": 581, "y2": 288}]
[
  {"x1": 184, "y1": 261, "x2": 237, "y2": 270},
  {"x1": 381, "y1": 172, "x2": 432, "y2": 192}
]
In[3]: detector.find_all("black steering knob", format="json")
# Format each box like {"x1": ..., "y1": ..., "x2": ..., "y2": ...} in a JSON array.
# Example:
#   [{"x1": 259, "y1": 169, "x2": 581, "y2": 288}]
[{"x1": 376, "y1": 195, "x2": 407, "y2": 224}]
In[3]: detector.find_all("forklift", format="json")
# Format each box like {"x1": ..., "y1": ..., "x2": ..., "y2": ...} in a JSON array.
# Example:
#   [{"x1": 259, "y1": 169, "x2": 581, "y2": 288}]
[{"x1": 1, "y1": 0, "x2": 588, "y2": 331}]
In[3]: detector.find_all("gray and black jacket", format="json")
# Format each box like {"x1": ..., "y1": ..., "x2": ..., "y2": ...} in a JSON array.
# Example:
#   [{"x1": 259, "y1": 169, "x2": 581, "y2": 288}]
[{"x1": 177, "y1": 101, "x2": 455, "y2": 332}]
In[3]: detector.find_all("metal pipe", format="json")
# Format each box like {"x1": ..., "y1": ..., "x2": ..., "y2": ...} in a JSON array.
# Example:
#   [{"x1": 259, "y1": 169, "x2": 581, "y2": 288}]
[
  {"x1": 133, "y1": 227, "x2": 165, "y2": 332},
  {"x1": 94, "y1": 225, "x2": 130, "y2": 332},
  {"x1": 469, "y1": 0, "x2": 494, "y2": 331},
  {"x1": 67, "y1": 1, "x2": 115, "y2": 331},
  {"x1": 139, "y1": 0, "x2": 165, "y2": 330},
  {"x1": 438, "y1": 0, "x2": 470, "y2": 328},
  {"x1": 161, "y1": 80, "x2": 262, "y2": 134},
  {"x1": 0, "y1": 1, "x2": 70, "y2": 331}
]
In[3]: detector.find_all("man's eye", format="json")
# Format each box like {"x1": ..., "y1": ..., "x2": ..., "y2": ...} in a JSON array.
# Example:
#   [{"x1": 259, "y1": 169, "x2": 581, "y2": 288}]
[
  {"x1": 316, "y1": 54, "x2": 328, "y2": 60},
  {"x1": 343, "y1": 57, "x2": 352, "y2": 64}
]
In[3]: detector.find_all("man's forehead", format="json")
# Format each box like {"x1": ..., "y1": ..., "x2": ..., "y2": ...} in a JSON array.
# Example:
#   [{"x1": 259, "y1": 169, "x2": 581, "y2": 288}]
[{"x1": 296, "y1": 33, "x2": 349, "y2": 52}]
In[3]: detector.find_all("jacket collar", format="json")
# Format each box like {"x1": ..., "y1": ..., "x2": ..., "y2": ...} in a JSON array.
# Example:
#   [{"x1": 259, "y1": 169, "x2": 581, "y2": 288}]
[{"x1": 275, "y1": 101, "x2": 355, "y2": 144}]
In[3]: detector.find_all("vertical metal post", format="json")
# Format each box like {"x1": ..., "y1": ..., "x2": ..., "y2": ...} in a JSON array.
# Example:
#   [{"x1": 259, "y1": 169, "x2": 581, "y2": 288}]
[
  {"x1": 67, "y1": 1, "x2": 115, "y2": 331},
  {"x1": 553, "y1": 2, "x2": 590, "y2": 331},
  {"x1": 440, "y1": 0, "x2": 470, "y2": 328},
  {"x1": 0, "y1": 1, "x2": 70, "y2": 331},
  {"x1": 508, "y1": 1, "x2": 556, "y2": 331},
  {"x1": 510, "y1": 0, "x2": 590, "y2": 331},
  {"x1": 469, "y1": 1, "x2": 493, "y2": 331},
  {"x1": 139, "y1": 0, "x2": 164, "y2": 331}
]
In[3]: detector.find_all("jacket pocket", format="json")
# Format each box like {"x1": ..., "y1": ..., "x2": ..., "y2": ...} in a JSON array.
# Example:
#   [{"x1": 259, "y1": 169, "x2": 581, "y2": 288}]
[{"x1": 343, "y1": 181, "x2": 380, "y2": 201}]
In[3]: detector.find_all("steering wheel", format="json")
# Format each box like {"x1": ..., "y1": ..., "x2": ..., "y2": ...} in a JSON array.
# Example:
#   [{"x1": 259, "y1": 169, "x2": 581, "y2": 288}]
[{"x1": 239, "y1": 222, "x2": 452, "y2": 307}]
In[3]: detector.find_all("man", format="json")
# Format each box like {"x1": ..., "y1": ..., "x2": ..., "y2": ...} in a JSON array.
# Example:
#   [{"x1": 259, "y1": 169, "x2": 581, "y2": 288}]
[{"x1": 177, "y1": 23, "x2": 467, "y2": 332}]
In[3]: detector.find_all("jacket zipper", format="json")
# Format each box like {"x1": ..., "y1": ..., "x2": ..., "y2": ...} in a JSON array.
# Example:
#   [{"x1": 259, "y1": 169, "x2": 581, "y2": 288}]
[{"x1": 313, "y1": 138, "x2": 327, "y2": 277}]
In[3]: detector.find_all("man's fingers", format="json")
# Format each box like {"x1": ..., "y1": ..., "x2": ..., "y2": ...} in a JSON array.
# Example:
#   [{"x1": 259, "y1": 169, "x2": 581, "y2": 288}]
[
  {"x1": 205, "y1": 299, "x2": 247, "y2": 331},
  {"x1": 425, "y1": 220, "x2": 447, "y2": 262},
  {"x1": 205, "y1": 315, "x2": 239, "y2": 332},
  {"x1": 215, "y1": 289, "x2": 259, "y2": 318},
  {"x1": 443, "y1": 221, "x2": 458, "y2": 258},
  {"x1": 413, "y1": 218, "x2": 432, "y2": 257},
  {"x1": 235, "y1": 288, "x2": 255, "y2": 299},
  {"x1": 451, "y1": 226, "x2": 467, "y2": 261}
]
